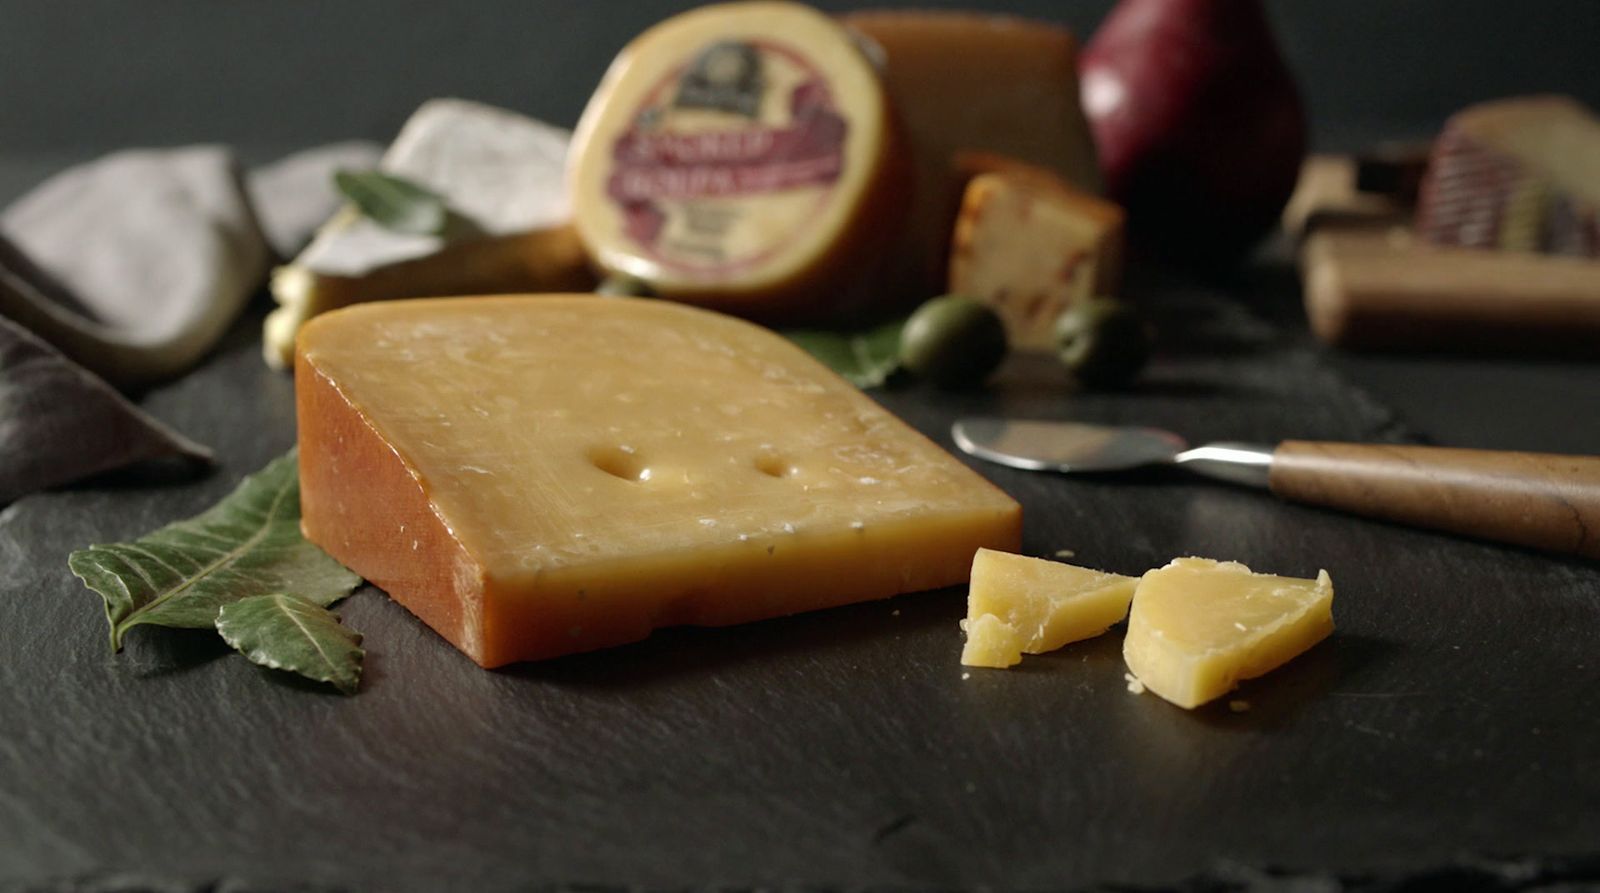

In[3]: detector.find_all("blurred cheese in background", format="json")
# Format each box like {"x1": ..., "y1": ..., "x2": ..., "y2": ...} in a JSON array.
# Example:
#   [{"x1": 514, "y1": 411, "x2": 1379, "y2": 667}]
[
  {"x1": 264, "y1": 98, "x2": 594, "y2": 369},
  {"x1": 842, "y1": 10, "x2": 1102, "y2": 298},
  {"x1": 1416, "y1": 95, "x2": 1600, "y2": 258},
  {"x1": 569, "y1": 2, "x2": 908, "y2": 324},
  {"x1": 948, "y1": 155, "x2": 1124, "y2": 351}
]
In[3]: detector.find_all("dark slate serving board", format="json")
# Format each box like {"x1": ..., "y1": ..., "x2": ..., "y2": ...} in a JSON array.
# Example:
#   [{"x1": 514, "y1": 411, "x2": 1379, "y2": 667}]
[{"x1": 2, "y1": 273, "x2": 1598, "y2": 892}]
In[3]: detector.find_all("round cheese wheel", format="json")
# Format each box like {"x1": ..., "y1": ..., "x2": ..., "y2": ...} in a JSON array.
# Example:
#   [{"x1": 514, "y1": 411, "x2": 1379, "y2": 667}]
[{"x1": 569, "y1": 1, "x2": 907, "y2": 323}]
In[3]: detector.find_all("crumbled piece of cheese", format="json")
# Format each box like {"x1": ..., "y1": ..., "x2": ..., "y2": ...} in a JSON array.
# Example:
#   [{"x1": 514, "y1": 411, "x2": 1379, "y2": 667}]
[
  {"x1": 841, "y1": 10, "x2": 1102, "y2": 295},
  {"x1": 959, "y1": 549, "x2": 1137, "y2": 669},
  {"x1": 569, "y1": 2, "x2": 908, "y2": 323},
  {"x1": 1416, "y1": 96, "x2": 1600, "y2": 258},
  {"x1": 264, "y1": 99, "x2": 593, "y2": 368},
  {"x1": 948, "y1": 163, "x2": 1125, "y2": 350},
  {"x1": 1123, "y1": 558, "x2": 1334, "y2": 709},
  {"x1": 296, "y1": 295, "x2": 1020, "y2": 667}
]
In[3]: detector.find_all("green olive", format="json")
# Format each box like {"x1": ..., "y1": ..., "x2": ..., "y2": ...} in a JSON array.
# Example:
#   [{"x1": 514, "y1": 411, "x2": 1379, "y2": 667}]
[
  {"x1": 595, "y1": 273, "x2": 657, "y2": 297},
  {"x1": 899, "y1": 295, "x2": 1008, "y2": 389},
  {"x1": 1054, "y1": 298, "x2": 1150, "y2": 388}
]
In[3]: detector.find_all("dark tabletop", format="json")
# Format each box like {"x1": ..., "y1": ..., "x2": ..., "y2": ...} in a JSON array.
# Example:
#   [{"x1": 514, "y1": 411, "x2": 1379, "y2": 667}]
[{"x1": 3, "y1": 3, "x2": 1599, "y2": 891}]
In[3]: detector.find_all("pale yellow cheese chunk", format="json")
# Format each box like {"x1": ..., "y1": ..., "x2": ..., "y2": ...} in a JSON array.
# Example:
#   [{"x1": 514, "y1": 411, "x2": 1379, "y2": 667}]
[
  {"x1": 1123, "y1": 558, "x2": 1334, "y2": 709},
  {"x1": 297, "y1": 295, "x2": 1020, "y2": 666},
  {"x1": 960, "y1": 548, "x2": 1137, "y2": 668},
  {"x1": 960, "y1": 613, "x2": 1026, "y2": 669}
]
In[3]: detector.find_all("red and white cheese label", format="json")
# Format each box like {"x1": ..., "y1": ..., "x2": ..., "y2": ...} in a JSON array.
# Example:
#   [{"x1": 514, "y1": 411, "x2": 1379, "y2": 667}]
[{"x1": 600, "y1": 39, "x2": 850, "y2": 276}]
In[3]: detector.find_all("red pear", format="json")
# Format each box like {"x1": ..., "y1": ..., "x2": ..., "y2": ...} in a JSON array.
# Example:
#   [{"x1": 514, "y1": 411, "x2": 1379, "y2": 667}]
[{"x1": 1080, "y1": 0, "x2": 1307, "y2": 266}]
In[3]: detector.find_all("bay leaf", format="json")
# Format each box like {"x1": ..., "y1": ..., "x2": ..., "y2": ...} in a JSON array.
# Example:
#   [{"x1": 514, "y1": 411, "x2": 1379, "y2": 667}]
[
  {"x1": 334, "y1": 169, "x2": 448, "y2": 236},
  {"x1": 783, "y1": 320, "x2": 905, "y2": 388},
  {"x1": 216, "y1": 594, "x2": 363, "y2": 694},
  {"x1": 69, "y1": 450, "x2": 362, "y2": 651}
]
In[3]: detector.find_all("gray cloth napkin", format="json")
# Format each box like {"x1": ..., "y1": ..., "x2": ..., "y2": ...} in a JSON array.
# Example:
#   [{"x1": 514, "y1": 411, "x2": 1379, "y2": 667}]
[
  {"x1": 0, "y1": 140, "x2": 381, "y2": 504},
  {"x1": 248, "y1": 141, "x2": 385, "y2": 260},
  {"x1": 0, "y1": 314, "x2": 212, "y2": 504}
]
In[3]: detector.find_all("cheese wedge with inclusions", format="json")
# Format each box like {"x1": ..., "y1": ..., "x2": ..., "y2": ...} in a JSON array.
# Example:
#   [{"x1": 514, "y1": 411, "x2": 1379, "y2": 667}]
[
  {"x1": 1416, "y1": 96, "x2": 1600, "y2": 258},
  {"x1": 1123, "y1": 558, "x2": 1334, "y2": 709},
  {"x1": 296, "y1": 295, "x2": 1021, "y2": 667},
  {"x1": 949, "y1": 160, "x2": 1125, "y2": 351},
  {"x1": 263, "y1": 99, "x2": 595, "y2": 369},
  {"x1": 569, "y1": 2, "x2": 909, "y2": 324},
  {"x1": 960, "y1": 549, "x2": 1137, "y2": 669},
  {"x1": 841, "y1": 10, "x2": 1102, "y2": 297}
]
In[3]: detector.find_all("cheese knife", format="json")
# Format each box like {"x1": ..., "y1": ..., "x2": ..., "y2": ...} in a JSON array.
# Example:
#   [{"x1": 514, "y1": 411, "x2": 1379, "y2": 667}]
[{"x1": 951, "y1": 417, "x2": 1600, "y2": 559}]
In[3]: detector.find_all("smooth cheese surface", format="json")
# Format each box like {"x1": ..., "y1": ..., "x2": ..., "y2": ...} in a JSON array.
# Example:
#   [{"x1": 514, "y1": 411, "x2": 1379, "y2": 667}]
[
  {"x1": 1123, "y1": 558, "x2": 1334, "y2": 709},
  {"x1": 842, "y1": 10, "x2": 1102, "y2": 296},
  {"x1": 264, "y1": 99, "x2": 593, "y2": 368},
  {"x1": 960, "y1": 549, "x2": 1136, "y2": 668},
  {"x1": 569, "y1": 2, "x2": 906, "y2": 321},
  {"x1": 949, "y1": 167, "x2": 1124, "y2": 350},
  {"x1": 296, "y1": 295, "x2": 1020, "y2": 666}
]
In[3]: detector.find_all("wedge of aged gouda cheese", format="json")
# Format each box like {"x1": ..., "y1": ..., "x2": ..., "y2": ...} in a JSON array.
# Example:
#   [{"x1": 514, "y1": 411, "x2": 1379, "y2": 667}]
[
  {"x1": 264, "y1": 99, "x2": 594, "y2": 368},
  {"x1": 841, "y1": 10, "x2": 1102, "y2": 296},
  {"x1": 960, "y1": 549, "x2": 1136, "y2": 668},
  {"x1": 569, "y1": 2, "x2": 909, "y2": 323},
  {"x1": 296, "y1": 295, "x2": 1020, "y2": 667},
  {"x1": 1123, "y1": 558, "x2": 1334, "y2": 709},
  {"x1": 949, "y1": 160, "x2": 1125, "y2": 350}
]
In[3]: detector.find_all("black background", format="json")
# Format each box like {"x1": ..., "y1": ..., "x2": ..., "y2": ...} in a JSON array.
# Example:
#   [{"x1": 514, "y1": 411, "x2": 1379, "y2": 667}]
[
  {"x1": 4, "y1": 0, "x2": 1600, "y2": 159},
  {"x1": 2, "y1": 2, "x2": 1599, "y2": 891}
]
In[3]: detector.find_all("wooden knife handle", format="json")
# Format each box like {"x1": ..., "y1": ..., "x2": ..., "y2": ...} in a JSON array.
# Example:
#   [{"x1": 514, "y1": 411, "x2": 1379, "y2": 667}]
[{"x1": 1268, "y1": 441, "x2": 1600, "y2": 559}]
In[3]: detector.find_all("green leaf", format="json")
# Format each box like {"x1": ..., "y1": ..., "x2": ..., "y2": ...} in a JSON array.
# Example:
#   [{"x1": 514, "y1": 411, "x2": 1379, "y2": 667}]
[
  {"x1": 333, "y1": 169, "x2": 448, "y2": 235},
  {"x1": 216, "y1": 594, "x2": 363, "y2": 694},
  {"x1": 783, "y1": 319, "x2": 905, "y2": 388},
  {"x1": 69, "y1": 450, "x2": 362, "y2": 651}
]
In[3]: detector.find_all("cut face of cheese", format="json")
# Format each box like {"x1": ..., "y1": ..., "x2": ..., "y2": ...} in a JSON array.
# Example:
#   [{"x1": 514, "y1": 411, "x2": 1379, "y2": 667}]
[
  {"x1": 948, "y1": 163, "x2": 1125, "y2": 350},
  {"x1": 296, "y1": 295, "x2": 1021, "y2": 667},
  {"x1": 569, "y1": 2, "x2": 908, "y2": 323},
  {"x1": 264, "y1": 99, "x2": 594, "y2": 368},
  {"x1": 1417, "y1": 96, "x2": 1600, "y2": 258},
  {"x1": 960, "y1": 549, "x2": 1136, "y2": 668},
  {"x1": 1123, "y1": 558, "x2": 1334, "y2": 709},
  {"x1": 841, "y1": 10, "x2": 1102, "y2": 297}
]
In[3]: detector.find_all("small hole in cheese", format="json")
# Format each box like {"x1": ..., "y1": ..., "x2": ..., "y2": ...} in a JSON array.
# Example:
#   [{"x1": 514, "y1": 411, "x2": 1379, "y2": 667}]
[
  {"x1": 754, "y1": 453, "x2": 795, "y2": 478},
  {"x1": 588, "y1": 445, "x2": 649, "y2": 482}
]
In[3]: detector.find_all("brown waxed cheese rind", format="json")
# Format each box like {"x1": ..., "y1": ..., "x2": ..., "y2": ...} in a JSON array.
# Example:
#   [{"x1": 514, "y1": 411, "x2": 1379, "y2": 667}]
[
  {"x1": 296, "y1": 295, "x2": 1021, "y2": 667},
  {"x1": 1300, "y1": 215, "x2": 1600, "y2": 353},
  {"x1": 1288, "y1": 153, "x2": 1600, "y2": 354},
  {"x1": 569, "y1": 1, "x2": 910, "y2": 325},
  {"x1": 842, "y1": 10, "x2": 1102, "y2": 298}
]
